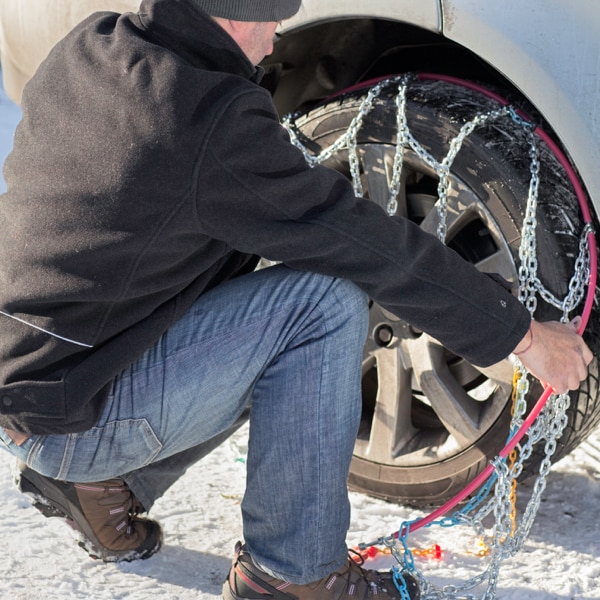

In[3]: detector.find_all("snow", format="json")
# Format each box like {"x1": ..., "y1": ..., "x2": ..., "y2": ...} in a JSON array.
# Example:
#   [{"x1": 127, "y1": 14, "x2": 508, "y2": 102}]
[{"x1": 1, "y1": 74, "x2": 600, "y2": 600}]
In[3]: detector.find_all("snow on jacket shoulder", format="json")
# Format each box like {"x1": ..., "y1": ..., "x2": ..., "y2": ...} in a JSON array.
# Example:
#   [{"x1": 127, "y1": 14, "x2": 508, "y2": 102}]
[{"x1": 0, "y1": 0, "x2": 529, "y2": 434}]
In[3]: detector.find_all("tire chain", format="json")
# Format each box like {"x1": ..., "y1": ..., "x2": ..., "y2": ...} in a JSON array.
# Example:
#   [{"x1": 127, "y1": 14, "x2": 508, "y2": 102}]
[{"x1": 283, "y1": 75, "x2": 593, "y2": 600}]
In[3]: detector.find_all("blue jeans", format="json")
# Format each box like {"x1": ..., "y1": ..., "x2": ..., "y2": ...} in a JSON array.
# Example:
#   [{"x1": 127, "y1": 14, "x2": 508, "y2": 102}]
[{"x1": 0, "y1": 265, "x2": 369, "y2": 584}]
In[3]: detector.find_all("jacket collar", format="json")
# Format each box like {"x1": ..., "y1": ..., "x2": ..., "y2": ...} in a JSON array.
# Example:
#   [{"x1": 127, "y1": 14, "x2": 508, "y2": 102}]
[{"x1": 137, "y1": 0, "x2": 263, "y2": 82}]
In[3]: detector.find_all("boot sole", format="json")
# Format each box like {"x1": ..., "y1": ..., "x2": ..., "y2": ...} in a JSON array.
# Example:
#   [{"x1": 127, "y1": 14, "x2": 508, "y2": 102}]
[
  {"x1": 18, "y1": 469, "x2": 161, "y2": 562},
  {"x1": 222, "y1": 581, "x2": 238, "y2": 600},
  {"x1": 221, "y1": 561, "x2": 295, "y2": 600},
  {"x1": 222, "y1": 580, "x2": 266, "y2": 600}
]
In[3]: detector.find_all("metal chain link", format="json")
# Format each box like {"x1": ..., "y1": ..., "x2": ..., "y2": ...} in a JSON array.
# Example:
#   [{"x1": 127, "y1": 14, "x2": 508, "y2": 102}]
[
  {"x1": 283, "y1": 76, "x2": 593, "y2": 600},
  {"x1": 517, "y1": 129, "x2": 541, "y2": 315},
  {"x1": 435, "y1": 105, "x2": 512, "y2": 241}
]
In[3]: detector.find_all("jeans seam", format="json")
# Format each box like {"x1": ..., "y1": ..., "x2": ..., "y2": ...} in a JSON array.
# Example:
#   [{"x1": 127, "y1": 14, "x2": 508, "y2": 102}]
[
  {"x1": 23, "y1": 436, "x2": 40, "y2": 471},
  {"x1": 137, "y1": 418, "x2": 163, "y2": 466},
  {"x1": 55, "y1": 433, "x2": 77, "y2": 480}
]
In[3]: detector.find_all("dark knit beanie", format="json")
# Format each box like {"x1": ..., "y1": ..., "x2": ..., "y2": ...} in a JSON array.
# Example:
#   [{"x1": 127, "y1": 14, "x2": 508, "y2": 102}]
[{"x1": 192, "y1": 0, "x2": 301, "y2": 22}]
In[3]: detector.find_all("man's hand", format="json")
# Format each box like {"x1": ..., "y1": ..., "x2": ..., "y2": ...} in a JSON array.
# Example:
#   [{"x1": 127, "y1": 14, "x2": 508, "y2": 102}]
[{"x1": 514, "y1": 317, "x2": 593, "y2": 394}]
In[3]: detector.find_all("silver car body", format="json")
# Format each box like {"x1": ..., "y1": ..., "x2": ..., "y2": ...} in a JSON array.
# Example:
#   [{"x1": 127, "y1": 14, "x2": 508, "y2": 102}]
[{"x1": 288, "y1": 0, "x2": 440, "y2": 30}]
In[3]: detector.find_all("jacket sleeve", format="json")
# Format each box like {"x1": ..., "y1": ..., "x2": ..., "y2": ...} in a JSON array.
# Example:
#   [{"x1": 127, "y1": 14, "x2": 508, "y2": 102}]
[{"x1": 193, "y1": 87, "x2": 530, "y2": 367}]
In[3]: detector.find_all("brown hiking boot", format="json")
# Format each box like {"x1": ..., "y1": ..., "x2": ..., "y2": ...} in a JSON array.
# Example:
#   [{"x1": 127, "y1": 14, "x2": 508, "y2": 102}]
[
  {"x1": 16, "y1": 463, "x2": 162, "y2": 562},
  {"x1": 223, "y1": 542, "x2": 420, "y2": 600}
]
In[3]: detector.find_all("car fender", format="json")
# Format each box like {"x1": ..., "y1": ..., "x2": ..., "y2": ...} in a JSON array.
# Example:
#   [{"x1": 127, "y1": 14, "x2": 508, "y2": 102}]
[
  {"x1": 442, "y1": 0, "x2": 600, "y2": 211},
  {"x1": 285, "y1": 0, "x2": 441, "y2": 33}
]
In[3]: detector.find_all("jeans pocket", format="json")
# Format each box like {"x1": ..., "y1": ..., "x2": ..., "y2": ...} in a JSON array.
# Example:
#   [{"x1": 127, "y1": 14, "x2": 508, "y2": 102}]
[
  {"x1": 29, "y1": 418, "x2": 163, "y2": 482},
  {"x1": 0, "y1": 426, "x2": 37, "y2": 459},
  {"x1": 0, "y1": 427, "x2": 12, "y2": 450}
]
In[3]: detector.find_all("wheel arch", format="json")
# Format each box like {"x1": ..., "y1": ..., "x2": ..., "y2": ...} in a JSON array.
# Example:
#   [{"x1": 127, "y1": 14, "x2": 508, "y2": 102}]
[{"x1": 266, "y1": 3, "x2": 600, "y2": 214}]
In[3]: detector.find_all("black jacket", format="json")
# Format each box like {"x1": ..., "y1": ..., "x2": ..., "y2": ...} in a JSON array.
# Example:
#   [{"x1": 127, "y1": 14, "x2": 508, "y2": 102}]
[{"x1": 0, "y1": 0, "x2": 529, "y2": 434}]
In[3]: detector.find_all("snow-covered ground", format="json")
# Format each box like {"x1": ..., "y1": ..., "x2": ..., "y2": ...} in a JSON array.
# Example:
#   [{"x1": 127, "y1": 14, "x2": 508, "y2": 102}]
[{"x1": 1, "y1": 74, "x2": 600, "y2": 600}]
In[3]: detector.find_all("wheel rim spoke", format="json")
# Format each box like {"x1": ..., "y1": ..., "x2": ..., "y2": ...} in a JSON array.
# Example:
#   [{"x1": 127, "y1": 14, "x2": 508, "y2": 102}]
[
  {"x1": 474, "y1": 249, "x2": 516, "y2": 283},
  {"x1": 358, "y1": 144, "x2": 408, "y2": 216},
  {"x1": 410, "y1": 337, "x2": 491, "y2": 445},
  {"x1": 361, "y1": 345, "x2": 417, "y2": 462}
]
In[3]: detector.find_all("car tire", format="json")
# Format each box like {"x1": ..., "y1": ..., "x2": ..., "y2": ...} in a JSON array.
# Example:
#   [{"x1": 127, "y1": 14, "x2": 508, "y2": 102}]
[{"x1": 290, "y1": 77, "x2": 600, "y2": 506}]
